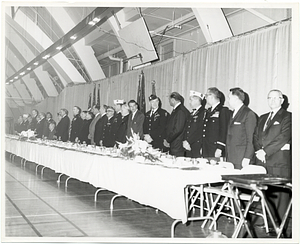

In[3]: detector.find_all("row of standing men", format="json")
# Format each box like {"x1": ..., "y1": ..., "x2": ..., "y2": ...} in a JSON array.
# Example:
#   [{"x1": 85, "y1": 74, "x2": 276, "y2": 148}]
[{"x1": 16, "y1": 86, "x2": 291, "y2": 225}]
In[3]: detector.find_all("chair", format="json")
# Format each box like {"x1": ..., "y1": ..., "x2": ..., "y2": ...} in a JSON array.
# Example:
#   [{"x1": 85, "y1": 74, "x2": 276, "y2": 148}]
[
  {"x1": 188, "y1": 162, "x2": 235, "y2": 219},
  {"x1": 201, "y1": 165, "x2": 269, "y2": 233}
]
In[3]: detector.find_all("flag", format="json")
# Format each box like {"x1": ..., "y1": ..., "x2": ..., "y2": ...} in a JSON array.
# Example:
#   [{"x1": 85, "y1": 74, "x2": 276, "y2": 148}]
[
  {"x1": 88, "y1": 93, "x2": 92, "y2": 110},
  {"x1": 137, "y1": 71, "x2": 146, "y2": 114},
  {"x1": 97, "y1": 84, "x2": 100, "y2": 106},
  {"x1": 92, "y1": 84, "x2": 96, "y2": 106},
  {"x1": 151, "y1": 80, "x2": 156, "y2": 95}
]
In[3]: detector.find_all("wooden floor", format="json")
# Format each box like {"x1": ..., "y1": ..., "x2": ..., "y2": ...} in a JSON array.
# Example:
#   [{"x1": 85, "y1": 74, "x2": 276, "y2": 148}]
[{"x1": 4, "y1": 152, "x2": 292, "y2": 241}]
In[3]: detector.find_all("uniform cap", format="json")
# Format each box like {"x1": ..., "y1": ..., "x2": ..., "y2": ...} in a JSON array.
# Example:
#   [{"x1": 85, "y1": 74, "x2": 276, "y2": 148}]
[
  {"x1": 113, "y1": 99, "x2": 125, "y2": 105},
  {"x1": 149, "y1": 94, "x2": 158, "y2": 101},
  {"x1": 190, "y1": 90, "x2": 204, "y2": 99}
]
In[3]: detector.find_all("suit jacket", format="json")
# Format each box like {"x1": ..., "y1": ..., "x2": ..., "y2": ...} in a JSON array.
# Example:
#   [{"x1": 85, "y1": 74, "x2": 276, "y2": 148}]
[
  {"x1": 127, "y1": 110, "x2": 145, "y2": 139},
  {"x1": 115, "y1": 114, "x2": 129, "y2": 144},
  {"x1": 143, "y1": 108, "x2": 169, "y2": 150},
  {"x1": 202, "y1": 104, "x2": 231, "y2": 157},
  {"x1": 78, "y1": 119, "x2": 92, "y2": 144},
  {"x1": 55, "y1": 115, "x2": 70, "y2": 142},
  {"x1": 183, "y1": 106, "x2": 205, "y2": 158},
  {"x1": 70, "y1": 114, "x2": 83, "y2": 142},
  {"x1": 36, "y1": 118, "x2": 49, "y2": 138},
  {"x1": 253, "y1": 108, "x2": 291, "y2": 177},
  {"x1": 166, "y1": 103, "x2": 189, "y2": 156},
  {"x1": 94, "y1": 114, "x2": 108, "y2": 146},
  {"x1": 89, "y1": 113, "x2": 101, "y2": 145},
  {"x1": 226, "y1": 105, "x2": 257, "y2": 169}
]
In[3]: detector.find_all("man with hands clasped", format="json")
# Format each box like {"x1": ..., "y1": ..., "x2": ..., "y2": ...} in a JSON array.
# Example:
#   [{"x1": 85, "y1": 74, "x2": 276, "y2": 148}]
[
  {"x1": 143, "y1": 95, "x2": 169, "y2": 151},
  {"x1": 182, "y1": 90, "x2": 206, "y2": 158},
  {"x1": 253, "y1": 89, "x2": 291, "y2": 227}
]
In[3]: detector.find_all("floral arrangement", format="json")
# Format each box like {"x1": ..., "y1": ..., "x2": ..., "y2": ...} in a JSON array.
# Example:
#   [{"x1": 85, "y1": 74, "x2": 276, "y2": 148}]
[
  {"x1": 19, "y1": 129, "x2": 36, "y2": 141},
  {"x1": 117, "y1": 129, "x2": 161, "y2": 162}
]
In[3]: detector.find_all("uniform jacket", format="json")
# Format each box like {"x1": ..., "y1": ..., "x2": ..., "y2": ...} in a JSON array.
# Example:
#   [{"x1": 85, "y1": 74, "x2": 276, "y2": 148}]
[
  {"x1": 115, "y1": 114, "x2": 130, "y2": 144},
  {"x1": 202, "y1": 104, "x2": 231, "y2": 157},
  {"x1": 70, "y1": 114, "x2": 83, "y2": 142},
  {"x1": 36, "y1": 118, "x2": 49, "y2": 138},
  {"x1": 253, "y1": 108, "x2": 291, "y2": 177},
  {"x1": 103, "y1": 115, "x2": 120, "y2": 147},
  {"x1": 94, "y1": 114, "x2": 108, "y2": 146},
  {"x1": 78, "y1": 119, "x2": 92, "y2": 144},
  {"x1": 143, "y1": 108, "x2": 169, "y2": 150},
  {"x1": 226, "y1": 105, "x2": 257, "y2": 169},
  {"x1": 166, "y1": 103, "x2": 189, "y2": 156},
  {"x1": 89, "y1": 113, "x2": 101, "y2": 145},
  {"x1": 56, "y1": 115, "x2": 70, "y2": 142},
  {"x1": 127, "y1": 110, "x2": 145, "y2": 139}
]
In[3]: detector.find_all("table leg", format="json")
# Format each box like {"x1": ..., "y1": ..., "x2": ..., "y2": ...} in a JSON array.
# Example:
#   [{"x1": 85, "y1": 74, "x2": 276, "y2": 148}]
[
  {"x1": 110, "y1": 194, "x2": 124, "y2": 210},
  {"x1": 57, "y1": 173, "x2": 64, "y2": 186},
  {"x1": 230, "y1": 185, "x2": 254, "y2": 238},
  {"x1": 94, "y1": 188, "x2": 106, "y2": 202},
  {"x1": 277, "y1": 198, "x2": 292, "y2": 238},
  {"x1": 35, "y1": 164, "x2": 40, "y2": 175}
]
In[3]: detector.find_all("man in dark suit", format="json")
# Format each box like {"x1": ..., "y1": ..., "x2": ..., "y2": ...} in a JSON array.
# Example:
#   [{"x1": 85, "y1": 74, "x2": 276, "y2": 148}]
[
  {"x1": 127, "y1": 100, "x2": 145, "y2": 139},
  {"x1": 202, "y1": 87, "x2": 231, "y2": 158},
  {"x1": 143, "y1": 95, "x2": 169, "y2": 151},
  {"x1": 55, "y1": 109, "x2": 70, "y2": 142},
  {"x1": 182, "y1": 90, "x2": 206, "y2": 158},
  {"x1": 36, "y1": 112, "x2": 49, "y2": 138},
  {"x1": 164, "y1": 92, "x2": 189, "y2": 157},
  {"x1": 226, "y1": 88, "x2": 257, "y2": 169},
  {"x1": 115, "y1": 104, "x2": 130, "y2": 144},
  {"x1": 89, "y1": 104, "x2": 101, "y2": 145},
  {"x1": 253, "y1": 89, "x2": 291, "y2": 225},
  {"x1": 94, "y1": 105, "x2": 108, "y2": 146},
  {"x1": 70, "y1": 106, "x2": 83, "y2": 142}
]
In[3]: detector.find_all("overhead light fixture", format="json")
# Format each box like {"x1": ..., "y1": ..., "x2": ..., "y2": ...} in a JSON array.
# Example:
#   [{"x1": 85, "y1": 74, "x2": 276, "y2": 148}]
[
  {"x1": 43, "y1": 54, "x2": 50, "y2": 59},
  {"x1": 20, "y1": 72, "x2": 25, "y2": 75},
  {"x1": 88, "y1": 21, "x2": 95, "y2": 26},
  {"x1": 56, "y1": 46, "x2": 62, "y2": 50},
  {"x1": 10, "y1": 79, "x2": 13, "y2": 82},
  {"x1": 93, "y1": 17, "x2": 100, "y2": 23},
  {"x1": 27, "y1": 67, "x2": 31, "y2": 71},
  {"x1": 34, "y1": 62, "x2": 39, "y2": 66},
  {"x1": 70, "y1": 35, "x2": 77, "y2": 40},
  {"x1": 6, "y1": 82, "x2": 9, "y2": 85},
  {"x1": 14, "y1": 76, "x2": 18, "y2": 79}
]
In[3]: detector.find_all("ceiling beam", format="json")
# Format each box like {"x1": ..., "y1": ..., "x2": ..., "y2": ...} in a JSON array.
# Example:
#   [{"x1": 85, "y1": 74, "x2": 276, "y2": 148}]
[
  {"x1": 245, "y1": 8, "x2": 275, "y2": 24},
  {"x1": 192, "y1": 8, "x2": 233, "y2": 43},
  {"x1": 47, "y1": 7, "x2": 106, "y2": 81},
  {"x1": 6, "y1": 7, "x2": 122, "y2": 85}
]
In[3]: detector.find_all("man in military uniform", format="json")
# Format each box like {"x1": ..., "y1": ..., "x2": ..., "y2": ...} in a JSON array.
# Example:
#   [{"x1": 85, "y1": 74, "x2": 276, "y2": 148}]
[
  {"x1": 102, "y1": 106, "x2": 117, "y2": 147},
  {"x1": 202, "y1": 87, "x2": 231, "y2": 158},
  {"x1": 143, "y1": 94, "x2": 169, "y2": 151},
  {"x1": 182, "y1": 90, "x2": 206, "y2": 158},
  {"x1": 114, "y1": 99, "x2": 124, "y2": 124}
]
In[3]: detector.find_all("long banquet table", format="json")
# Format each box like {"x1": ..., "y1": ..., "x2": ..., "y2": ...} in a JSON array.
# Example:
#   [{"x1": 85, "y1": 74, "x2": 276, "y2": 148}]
[{"x1": 5, "y1": 135, "x2": 242, "y2": 225}]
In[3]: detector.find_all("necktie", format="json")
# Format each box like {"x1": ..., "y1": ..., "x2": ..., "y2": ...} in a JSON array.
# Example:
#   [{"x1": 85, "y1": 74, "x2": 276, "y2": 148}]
[
  {"x1": 264, "y1": 111, "x2": 273, "y2": 131},
  {"x1": 150, "y1": 109, "x2": 155, "y2": 117}
]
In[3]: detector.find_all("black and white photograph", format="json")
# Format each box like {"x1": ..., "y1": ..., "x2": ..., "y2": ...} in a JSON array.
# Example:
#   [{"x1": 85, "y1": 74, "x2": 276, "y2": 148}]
[{"x1": 1, "y1": 1, "x2": 299, "y2": 243}]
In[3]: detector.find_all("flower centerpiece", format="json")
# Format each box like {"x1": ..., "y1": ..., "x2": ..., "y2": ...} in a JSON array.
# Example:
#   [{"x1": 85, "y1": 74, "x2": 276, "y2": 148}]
[
  {"x1": 19, "y1": 129, "x2": 36, "y2": 141},
  {"x1": 117, "y1": 129, "x2": 161, "y2": 162}
]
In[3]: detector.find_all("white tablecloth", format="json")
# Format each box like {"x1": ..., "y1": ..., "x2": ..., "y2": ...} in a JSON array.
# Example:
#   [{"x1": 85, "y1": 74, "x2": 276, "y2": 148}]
[{"x1": 5, "y1": 136, "x2": 241, "y2": 223}]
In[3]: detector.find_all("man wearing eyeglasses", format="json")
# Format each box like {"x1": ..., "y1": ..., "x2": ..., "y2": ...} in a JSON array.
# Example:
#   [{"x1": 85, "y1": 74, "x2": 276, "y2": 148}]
[{"x1": 253, "y1": 89, "x2": 291, "y2": 227}]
